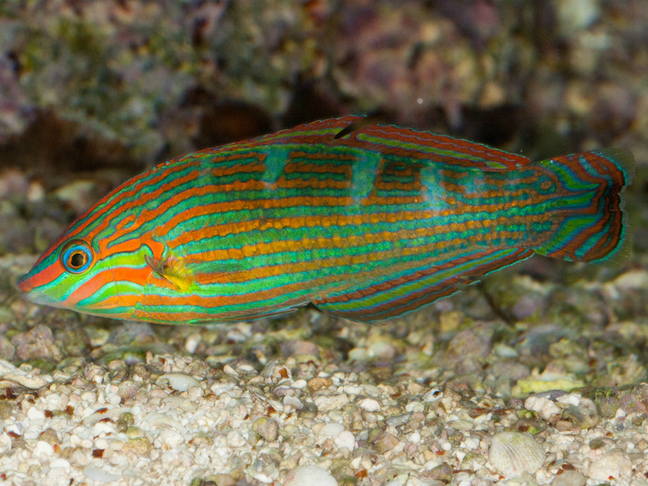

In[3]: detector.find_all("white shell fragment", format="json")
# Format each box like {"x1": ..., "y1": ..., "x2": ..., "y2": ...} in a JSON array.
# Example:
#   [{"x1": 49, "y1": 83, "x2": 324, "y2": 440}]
[
  {"x1": 0, "y1": 360, "x2": 52, "y2": 389},
  {"x1": 524, "y1": 395, "x2": 560, "y2": 420},
  {"x1": 284, "y1": 466, "x2": 338, "y2": 486},
  {"x1": 317, "y1": 423, "x2": 356, "y2": 451},
  {"x1": 156, "y1": 373, "x2": 200, "y2": 392},
  {"x1": 489, "y1": 432, "x2": 545, "y2": 477},
  {"x1": 83, "y1": 465, "x2": 121, "y2": 482},
  {"x1": 318, "y1": 422, "x2": 346, "y2": 440},
  {"x1": 588, "y1": 449, "x2": 632, "y2": 480},
  {"x1": 359, "y1": 398, "x2": 382, "y2": 412}
]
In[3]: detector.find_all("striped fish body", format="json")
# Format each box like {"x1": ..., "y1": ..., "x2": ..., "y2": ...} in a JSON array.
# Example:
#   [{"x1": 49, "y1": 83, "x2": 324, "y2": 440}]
[{"x1": 18, "y1": 116, "x2": 634, "y2": 324}]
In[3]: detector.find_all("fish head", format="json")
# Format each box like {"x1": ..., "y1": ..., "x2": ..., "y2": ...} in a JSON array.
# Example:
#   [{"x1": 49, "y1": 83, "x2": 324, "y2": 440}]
[{"x1": 17, "y1": 230, "x2": 154, "y2": 320}]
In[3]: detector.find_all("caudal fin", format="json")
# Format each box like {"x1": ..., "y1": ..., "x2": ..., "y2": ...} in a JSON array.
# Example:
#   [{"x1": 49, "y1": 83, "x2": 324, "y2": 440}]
[{"x1": 532, "y1": 148, "x2": 634, "y2": 267}]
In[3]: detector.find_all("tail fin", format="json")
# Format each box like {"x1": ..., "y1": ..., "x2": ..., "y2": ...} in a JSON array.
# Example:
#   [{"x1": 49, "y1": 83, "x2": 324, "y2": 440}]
[{"x1": 532, "y1": 148, "x2": 634, "y2": 267}]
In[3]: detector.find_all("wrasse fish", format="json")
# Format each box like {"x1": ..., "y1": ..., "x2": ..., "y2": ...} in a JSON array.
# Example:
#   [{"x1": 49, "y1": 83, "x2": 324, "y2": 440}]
[{"x1": 18, "y1": 115, "x2": 634, "y2": 325}]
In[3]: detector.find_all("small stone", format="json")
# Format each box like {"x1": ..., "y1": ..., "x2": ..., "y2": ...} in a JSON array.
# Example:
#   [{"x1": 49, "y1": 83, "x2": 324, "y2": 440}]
[
  {"x1": 360, "y1": 398, "x2": 382, "y2": 412},
  {"x1": 386, "y1": 413, "x2": 411, "y2": 427},
  {"x1": 157, "y1": 373, "x2": 200, "y2": 392},
  {"x1": 587, "y1": 449, "x2": 632, "y2": 480},
  {"x1": 318, "y1": 423, "x2": 346, "y2": 440},
  {"x1": 226, "y1": 430, "x2": 247, "y2": 448},
  {"x1": 50, "y1": 457, "x2": 71, "y2": 470},
  {"x1": 374, "y1": 434, "x2": 399, "y2": 453},
  {"x1": 315, "y1": 394, "x2": 349, "y2": 412},
  {"x1": 284, "y1": 396, "x2": 303, "y2": 411},
  {"x1": 11, "y1": 324, "x2": 61, "y2": 361},
  {"x1": 27, "y1": 406, "x2": 45, "y2": 420},
  {"x1": 83, "y1": 466, "x2": 121, "y2": 483},
  {"x1": 0, "y1": 433, "x2": 10, "y2": 454},
  {"x1": 159, "y1": 429, "x2": 184, "y2": 448},
  {"x1": 0, "y1": 359, "x2": 51, "y2": 389},
  {"x1": 561, "y1": 402, "x2": 599, "y2": 429},
  {"x1": 211, "y1": 474, "x2": 237, "y2": 486},
  {"x1": 489, "y1": 432, "x2": 545, "y2": 477},
  {"x1": 524, "y1": 395, "x2": 561, "y2": 420},
  {"x1": 429, "y1": 463, "x2": 453, "y2": 483},
  {"x1": 39, "y1": 428, "x2": 60, "y2": 445},
  {"x1": 33, "y1": 440, "x2": 54, "y2": 459},
  {"x1": 551, "y1": 470, "x2": 586, "y2": 486},
  {"x1": 0, "y1": 401, "x2": 12, "y2": 420},
  {"x1": 116, "y1": 412, "x2": 135, "y2": 432},
  {"x1": 439, "y1": 310, "x2": 463, "y2": 332},
  {"x1": 368, "y1": 341, "x2": 395, "y2": 360},
  {"x1": 284, "y1": 466, "x2": 338, "y2": 486},
  {"x1": 588, "y1": 438, "x2": 605, "y2": 450},
  {"x1": 445, "y1": 324, "x2": 493, "y2": 362},
  {"x1": 307, "y1": 377, "x2": 332, "y2": 391},
  {"x1": 122, "y1": 437, "x2": 153, "y2": 456},
  {"x1": 335, "y1": 431, "x2": 356, "y2": 451},
  {"x1": 69, "y1": 448, "x2": 90, "y2": 467},
  {"x1": 0, "y1": 335, "x2": 15, "y2": 361},
  {"x1": 253, "y1": 417, "x2": 279, "y2": 441}
]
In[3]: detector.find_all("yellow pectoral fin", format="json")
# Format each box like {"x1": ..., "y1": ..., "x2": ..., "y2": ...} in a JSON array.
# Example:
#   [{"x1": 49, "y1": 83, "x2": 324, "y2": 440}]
[
  {"x1": 144, "y1": 253, "x2": 197, "y2": 292},
  {"x1": 165, "y1": 273, "x2": 195, "y2": 292}
]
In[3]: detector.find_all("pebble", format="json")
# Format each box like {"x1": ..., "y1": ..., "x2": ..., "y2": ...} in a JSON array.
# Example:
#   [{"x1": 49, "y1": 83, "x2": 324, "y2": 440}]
[
  {"x1": 284, "y1": 466, "x2": 338, "y2": 486},
  {"x1": 0, "y1": 433, "x2": 10, "y2": 454},
  {"x1": 315, "y1": 394, "x2": 349, "y2": 412},
  {"x1": 359, "y1": 398, "x2": 382, "y2": 412},
  {"x1": 587, "y1": 449, "x2": 632, "y2": 480},
  {"x1": 429, "y1": 463, "x2": 453, "y2": 483},
  {"x1": 156, "y1": 373, "x2": 200, "y2": 392},
  {"x1": 318, "y1": 422, "x2": 345, "y2": 440},
  {"x1": 386, "y1": 413, "x2": 411, "y2": 427},
  {"x1": 0, "y1": 336, "x2": 15, "y2": 360},
  {"x1": 158, "y1": 429, "x2": 184, "y2": 448},
  {"x1": 253, "y1": 417, "x2": 279, "y2": 441},
  {"x1": 11, "y1": 324, "x2": 60, "y2": 361},
  {"x1": 335, "y1": 431, "x2": 356, "y2": 451},
  {"x1": 0, "y1": 359, "x2": 51, "y2": 389},
  {"x1": 524, "y1": 395, "x2": 561, "y2": 420},
  {"x1": 374, "y1": 434, "x2": 399, "y2": 453},
  {"x1": 33, "y1": 440, "x2": 53, "y2": 459},
  {"x1": 284, "y1": 396, "x2": 303, "y2": 411},
  {"x1": 489, "y1": 432, "x2": 545, "y2": 477},
  {"x1": 551, "y1": 470, "x2": 586, "y2": 486},
  {"x1": 83, "y1": 465, "x2": 121, "y2": 483},
  {"x1": 226, "y1": 430, "x2": 247, "y2": 448}
]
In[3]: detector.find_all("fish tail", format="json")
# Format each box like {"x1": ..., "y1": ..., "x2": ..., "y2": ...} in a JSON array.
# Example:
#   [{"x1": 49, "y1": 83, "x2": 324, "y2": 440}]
[{"x1": 532, "y1": 148, "x2": 634, "y2": 267}]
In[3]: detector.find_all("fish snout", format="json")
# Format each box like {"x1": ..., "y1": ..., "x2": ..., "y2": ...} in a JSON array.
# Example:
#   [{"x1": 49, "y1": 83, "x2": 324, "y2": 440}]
[
  {"x1": 16, "y1": 273, "x2": 58, "y2": 306},
  {"x1": 17, "y1": 274, "x2": 33, "y2": 293}
]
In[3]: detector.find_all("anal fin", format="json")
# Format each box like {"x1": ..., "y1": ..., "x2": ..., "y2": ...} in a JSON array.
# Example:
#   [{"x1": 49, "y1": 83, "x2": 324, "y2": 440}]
[{"x1": 313, "y1": 248, "x2": 534, "y2": 323}]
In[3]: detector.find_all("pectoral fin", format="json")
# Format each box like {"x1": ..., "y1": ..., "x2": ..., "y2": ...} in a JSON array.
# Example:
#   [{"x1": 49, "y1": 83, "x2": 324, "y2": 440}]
[
  {"x1": 144, "y1": 253, "x2": 195, "y2": 292},
  {"x1": 144, "y1": 249, "x2": 251, "y2": 291}
]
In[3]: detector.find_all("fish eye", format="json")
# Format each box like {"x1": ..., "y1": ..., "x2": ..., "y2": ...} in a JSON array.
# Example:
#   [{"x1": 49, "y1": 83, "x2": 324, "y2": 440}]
[{"x1": 60, "y1": 240, "x2": 94, "y2": 274}]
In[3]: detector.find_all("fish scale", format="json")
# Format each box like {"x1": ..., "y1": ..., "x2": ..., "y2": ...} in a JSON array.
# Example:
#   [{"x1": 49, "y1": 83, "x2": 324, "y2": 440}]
[{"x1": 19, "y1": 116, "x2": 634, "y2": 325}]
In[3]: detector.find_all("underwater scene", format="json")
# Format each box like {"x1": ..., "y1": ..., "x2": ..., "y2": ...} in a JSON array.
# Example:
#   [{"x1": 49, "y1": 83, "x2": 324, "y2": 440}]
[{"x1": 1, "y1": 1, "x2": 648, "y2": 485}]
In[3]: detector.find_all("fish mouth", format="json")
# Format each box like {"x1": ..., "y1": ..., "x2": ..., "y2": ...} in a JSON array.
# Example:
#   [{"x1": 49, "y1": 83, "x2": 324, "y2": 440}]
[
  {"x1": 17, "y1": 273, "x2": 32, "y2": 293},
  {"x1": 17, "y1": 274, "x2": 61, "y2": 306}
]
